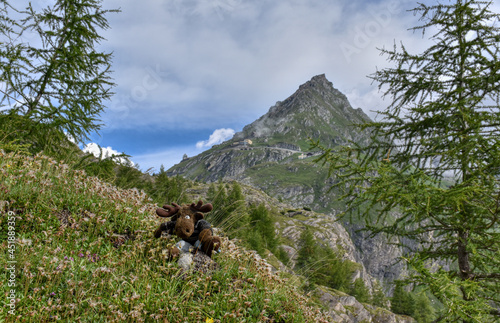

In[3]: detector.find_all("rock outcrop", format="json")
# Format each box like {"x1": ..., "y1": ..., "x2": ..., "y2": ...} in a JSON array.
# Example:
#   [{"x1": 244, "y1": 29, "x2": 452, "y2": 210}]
[{"x1": 318, "y1": 288, "x2": 415, "y2": 323}]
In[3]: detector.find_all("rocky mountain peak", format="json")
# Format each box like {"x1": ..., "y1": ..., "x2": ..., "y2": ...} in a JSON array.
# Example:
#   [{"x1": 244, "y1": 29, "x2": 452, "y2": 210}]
[
  {"x1": 265, "y1": 74, "x2": 346, "y2": 118},
  {"x1": 297, "y1": 73, "x2": 336, "y2": 95},
  {"x1": 234, "y1": 74, "x2": 370, "y2": 149}
]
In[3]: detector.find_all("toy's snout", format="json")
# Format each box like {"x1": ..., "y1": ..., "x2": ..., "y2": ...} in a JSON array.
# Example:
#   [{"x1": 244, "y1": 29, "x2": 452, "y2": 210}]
[
  {"x1": 179, "y1": 226, "x2": 192, "y2": 237},
  {"x1": 174, "y1": 217, "x2": 195, "y2": 239}
]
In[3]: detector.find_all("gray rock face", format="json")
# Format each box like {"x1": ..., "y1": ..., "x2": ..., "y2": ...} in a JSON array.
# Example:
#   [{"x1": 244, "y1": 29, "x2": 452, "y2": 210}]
[
  {"x1": 349, "y1": 226, "x2": 406, "y2": 282},
  {"x1": 277, "y1": 210, "x2": 386, "y2": 293},
  {"x1": 280, "y1": 185, "x2": 315, "y2": 205},
  {"x1": 318, "y1": 288, "x2": 415, "y2": 323}
]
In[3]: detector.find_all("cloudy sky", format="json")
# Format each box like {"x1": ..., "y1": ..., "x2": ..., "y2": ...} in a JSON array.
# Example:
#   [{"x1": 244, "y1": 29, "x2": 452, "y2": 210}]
[{"x1": 19, "y1": 0, "x2": 500, "y2": 172}]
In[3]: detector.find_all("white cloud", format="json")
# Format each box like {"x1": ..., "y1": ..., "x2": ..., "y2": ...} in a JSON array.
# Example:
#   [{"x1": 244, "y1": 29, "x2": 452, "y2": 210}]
[
  {"x1": 345, "y1": 86, "x2": 390, "y2": 121},
  {"x1": 66, "y1": 134, "x2": 77, "y2": 145},
  {"x1": 196, "y1": 128, "x2": 235, "y2": 149},
  {"x1": 83, "y1": 143, "x2": 134, "y2": 166}
]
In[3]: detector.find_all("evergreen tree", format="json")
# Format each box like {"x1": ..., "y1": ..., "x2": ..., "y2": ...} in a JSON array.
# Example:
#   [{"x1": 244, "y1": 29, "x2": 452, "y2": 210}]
[
  {"x1": 245, "y1": 230, "x2": 266, "y2": 256},
  {"x1": 350, "y1": 278, "x2": 370, "y2": 304},
  {"x1": 391, "y1": 281, "x2": 406, "y2": 315},
  {"x1": 207, "y1": 183, "x2": 218, "y2": 203},
  {"x1": 248, "y1": 204, "x2": 278, "y2": 252},
  {"x1": 273, "y1": 245, "x2": 290, "y2": 265},
  {"x1": 208, "y1": 181, "x2": 228, "y2": 212},
  {"x1": 317, "y1": 246, "x2": 356, "y2": 292},
  {"x1": 148, "y1": 165, "x2": 188, "y2": 204},
  {"x1": 0, "y1": 0, "x2": 118, "y2": 146},
  {"x1": 296, "y1": 228, "x2": 318, "y2": 271},
  {"x1": 226, "y1": 181, "x2": 246, "y2": 224},
  {"x1": 313, "y1": 1, "x2": 500, "y2": 320},
  {"x1": 114, "y1": 163, "x2": 145, "y2": 190},
  {"x1": 227, "y1": 181, "x2": 244, "y2": 203},
  {"x1": 370, "y1": 281, "x2": 388, "y2": 309},
  {"x1": 413, "y1": 292, "x2": 435, "y2": 323},
  {"x1": 391, "y1": 281, "x2": 414, "y2": 317},
  {"x1": 206, "y1": 181, "x2": 248, "y2": 236},
  {"x1": 296, "y1": 228, "x2": 356, "y2": 292}
]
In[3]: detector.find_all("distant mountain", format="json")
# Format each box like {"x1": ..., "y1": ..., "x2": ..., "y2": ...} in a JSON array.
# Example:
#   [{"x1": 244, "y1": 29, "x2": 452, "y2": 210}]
[
  {"x1": 235, "y1": 74, "x2": 370, "y2": 147},
  {"x1": 168, "y1": 74, "x2": 370, "y2": 196},
  {"x1": 167, "y1": 74, "x2": 406, "y2": 284}
]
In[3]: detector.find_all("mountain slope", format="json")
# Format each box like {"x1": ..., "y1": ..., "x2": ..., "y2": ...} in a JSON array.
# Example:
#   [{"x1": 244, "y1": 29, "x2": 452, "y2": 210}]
[{"x1": 0, "y1": 150, "x2": 334, "y2": 322}]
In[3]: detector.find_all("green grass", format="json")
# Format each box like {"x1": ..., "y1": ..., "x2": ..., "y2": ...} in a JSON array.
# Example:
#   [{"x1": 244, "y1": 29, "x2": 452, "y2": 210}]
[{"x1": 0, "y1": 150, "x2": 331, "y2": 322}]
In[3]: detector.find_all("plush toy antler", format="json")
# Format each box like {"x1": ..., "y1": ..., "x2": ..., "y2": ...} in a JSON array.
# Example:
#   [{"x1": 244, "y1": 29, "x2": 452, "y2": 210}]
[
  {"x1": 190, "y1": 200, "x2": 213, "y2": 213},
  {"x1": 154, "y1": 203, "x2": 180, "y2": 238},
  {"x1": 156, "y1": 203, "x2": 181, "y2": 218}
]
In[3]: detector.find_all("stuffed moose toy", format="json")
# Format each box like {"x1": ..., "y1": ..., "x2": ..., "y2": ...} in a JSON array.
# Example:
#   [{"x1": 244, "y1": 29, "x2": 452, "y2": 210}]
[{"x1": 154, "y1": 200, "x2": 221, "y2": 258}]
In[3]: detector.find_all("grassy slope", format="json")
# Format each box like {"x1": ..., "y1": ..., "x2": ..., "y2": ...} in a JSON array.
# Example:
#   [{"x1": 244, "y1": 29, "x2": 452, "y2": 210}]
[{"x1": 0, "y1": 151, "x2": 330, "y2": 322}]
